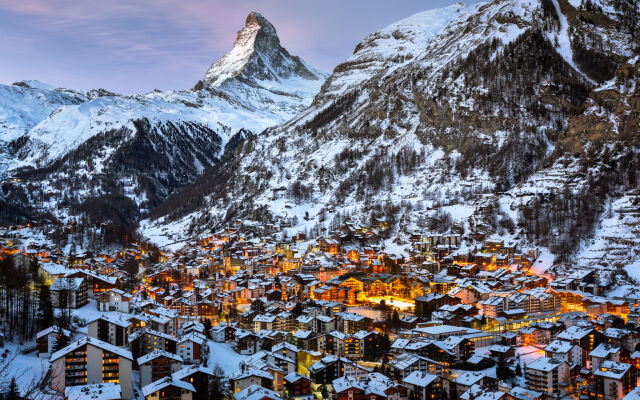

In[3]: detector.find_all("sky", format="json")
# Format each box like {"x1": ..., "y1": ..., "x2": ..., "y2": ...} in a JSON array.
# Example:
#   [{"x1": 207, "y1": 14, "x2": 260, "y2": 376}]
[{"x1": 0, "y1": 0, "x2": 479, "y2": 94}]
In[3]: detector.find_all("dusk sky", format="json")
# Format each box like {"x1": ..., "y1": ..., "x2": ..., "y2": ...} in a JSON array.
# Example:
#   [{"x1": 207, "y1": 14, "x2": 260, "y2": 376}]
[{"x1": 0, "y1": 0, "x2": 480, "y2": 94}]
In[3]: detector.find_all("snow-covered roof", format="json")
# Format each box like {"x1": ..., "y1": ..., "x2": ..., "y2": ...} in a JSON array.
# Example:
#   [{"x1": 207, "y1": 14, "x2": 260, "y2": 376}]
[
  {"x1": 36, "y1": 325, "x2": 71, "y2": 340},
  {"x1": 544, "y1": 339, "x2": 574, "y2": 354},
  {"x1": 141, "y1": 377, "x2": 195, "y2": 397},
  {"x1": 526, "y1": 356, "x2": 565, "y2": 372},
  {"x1": 509, "y1": 386, "x2": 543, "y2": 400},
  {"x1": 402, "y1": 370, "x2": 438, "y2": 387},
  {"x1": 50, "y1": 277, "x2": 84, "y2": 291},
  {"x1": 51, "y1": 336, "x2": 133, "y2": 361},
  {"x1": 593, "y1": 361, "x2": 631, "y2": 380},
  {"x1": 65, "y1": 383, "x2": 121, "y2": 400},
  {"x1": 233, "y1": 384, "x2": 281, "y2": 400},
  {"x1": 137, "y1": 349, "x2": 183, "y2": 365}
]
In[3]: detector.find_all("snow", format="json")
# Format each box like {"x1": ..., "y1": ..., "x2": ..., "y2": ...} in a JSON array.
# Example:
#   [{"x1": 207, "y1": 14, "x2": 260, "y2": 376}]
[
  {"x1": 1, "y1": 343, "x2": 50, "y2": 396},
  {"x1": 548, "y1": 0, "x2": 596, "y2": 84},
  {"x1": 206, "y1": 340, "x2": 248, "y2": 374}
]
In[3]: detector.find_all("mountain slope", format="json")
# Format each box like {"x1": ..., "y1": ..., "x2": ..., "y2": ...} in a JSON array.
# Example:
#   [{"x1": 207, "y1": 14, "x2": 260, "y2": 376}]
[
  {"x1": 0, "y1": 12, "x2": 326, "y2": 226},
  {"x1": 144, "y1": 0, "x2": 638, "y2": 256}
]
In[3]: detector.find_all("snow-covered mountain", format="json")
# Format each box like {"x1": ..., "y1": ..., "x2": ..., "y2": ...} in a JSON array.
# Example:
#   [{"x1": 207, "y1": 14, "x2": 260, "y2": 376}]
[
  {"x1": 0, "y1": 12, "x2": 326, "y2": 224},
  {"x1": 144, "y1": 0, "x2": 639, "y2": 269}
]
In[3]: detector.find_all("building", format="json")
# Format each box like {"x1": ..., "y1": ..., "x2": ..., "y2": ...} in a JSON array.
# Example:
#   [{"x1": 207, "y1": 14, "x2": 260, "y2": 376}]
[
  {"x1": 88, "y1": 314, "x2": 131, "y2": 347},
  {"x1": 141, "y1": 377, "x2": 195, "y2": 400},
  {"x1": 98, "y1": 289, "x2": 132, "y2": 313},
  {"x1": 588, "y1": 361, "x2": 636, "y2": 400},
  {"x1": 138, "y1": 350, "x2": 184, "y2": 387},
  {"x1": 36, "y1": 326, "x2": 71, "y2": 358},
  {"x1": 50, "y1": 336, "x2": 134, "y2": 399},
  {"x1": 525, "y1": 357, "x2": 570, "y2": 396},
  {"x1": 402, "y1": 371, "x2": 440, "y2": 400},
  {"x1": 50, "y1": 277, "x2": 88, "y2": 309}
]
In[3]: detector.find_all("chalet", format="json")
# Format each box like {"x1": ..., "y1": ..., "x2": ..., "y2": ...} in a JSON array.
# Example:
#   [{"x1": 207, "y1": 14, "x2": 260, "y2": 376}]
[
  {"x1": 36, "y1": 326, "x2": 71, "y2": 358},
  {"x1": 283, "y1": 372, "x2": 311, "y2": 398},
  {"x1": 98, "y1": 289, "x2": 132, "y2": 313},
  {"x1": 229, "y1": 367, "x2": 274, "y2": 394},
  {"x1": 177, "y1": 332, "x2": 206, "y2": 364},
  {"x1": 402, "y1": 371, "x2": 440, "y2": 400},
  {"x1": 141, "y1": 377, "x2": 195, "y2": 400},
  {"x1": 50, "y1": 277, "x2": 88, "y2": 308},
  {"x1": 525, "y1": 357, "x2": 570, "y2": 396},
  {"x1": 88, "y1": 314, "x2": 131, "y2": 347},
  {"x1": 138, "y1": 350, "x2": 184, "y2": 387}
]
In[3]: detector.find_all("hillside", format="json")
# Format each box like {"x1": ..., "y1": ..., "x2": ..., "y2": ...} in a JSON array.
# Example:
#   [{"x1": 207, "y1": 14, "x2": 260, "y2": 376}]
[{"x1": 144, "y1": 0, "x2": 639, "y2": 267}]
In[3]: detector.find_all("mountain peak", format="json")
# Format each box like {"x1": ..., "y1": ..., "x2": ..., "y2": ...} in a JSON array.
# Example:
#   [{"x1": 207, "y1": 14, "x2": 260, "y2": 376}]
[{"x1": 203, "y1": 12, "x2": 324, "y2": 87}]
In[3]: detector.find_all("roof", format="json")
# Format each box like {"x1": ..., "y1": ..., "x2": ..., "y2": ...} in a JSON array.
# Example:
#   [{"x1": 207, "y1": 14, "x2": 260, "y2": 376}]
[
  {"x1": 65, "y1": 383, "x2": 121, "y2": 400},
  {"x1": 172, "y1": 365, "x2": 215, "y2": 381},
  {"x1": 332, "y1": 376, "x2": 366, "y2": 393},
  {"x1": 509, "y1": 386, "x2": 543, "y2": 400},
  {"x1": 283, "y1": 372, "x2": 310, "y2": 383},
  {"x1": 137, "y1": 350, "x2": 183, "y2": 365},
  {"x1": 544, "y1": 339, "x2": 575, "y2": 354},
  {"x1": 36, "y1": 326, "x2": 71, "y2": 340},
  {"x1": 50, "y1": 277, "x2": 84, "y2": 291},
  {"x1": 589, "y1": 343, "x2": 620, "y2": 359},
  {"x1": 557, "y1": 325, "x2": 592, "y2": 341},
  {"x1": 526, "y1": 356, "x2": 566, "y2": 372},
  {"x1": 402, "y1": 370, "x2": 438, "y2": 387},
  {"x1": 141, "y1": 377, "x2": 195, "y2": 397},
  {"x1": 622, "y1": 387, "x2": 640, "y2": 400},
  {"x1": 51, "y1": 336, "x2": 133, "y2": 362},
  {"x1": 593, "y1": 361, "x2": 631, "y2": 380},
  {"x1": 233, "y1": 384, "x2": 281, "y2": 400},
  {"x1": 456, "y1": 371, "x2": 487, "y2": 386}
]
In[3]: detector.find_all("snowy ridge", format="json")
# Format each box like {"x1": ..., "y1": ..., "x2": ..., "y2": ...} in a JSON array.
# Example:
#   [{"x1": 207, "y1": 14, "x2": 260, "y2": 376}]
[{"x1": 0, "y1": 12, "x2": 327, "y2": 221}]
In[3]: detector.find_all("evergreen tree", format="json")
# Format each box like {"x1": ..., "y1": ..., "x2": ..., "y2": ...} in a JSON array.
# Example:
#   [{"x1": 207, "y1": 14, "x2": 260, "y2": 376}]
[
  {"x1": 203, "y1": 318, "x2": 212, "y2": 338},
  {"x1": 38, "y1": 284, "x2": 54, "y2": 329},
  {"x1": 5, "y1": 377, "x2": 19, "y2": 400}
]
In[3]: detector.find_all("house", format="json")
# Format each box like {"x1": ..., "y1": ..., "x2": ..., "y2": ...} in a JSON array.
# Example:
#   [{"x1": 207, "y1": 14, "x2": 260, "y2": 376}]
[
  {"x1": 308, "y1": 355, "x2": 369, "y2": 384},
  {"x1": 129, "y1": 329, "x2": 178, "y2": 361},
  {"x1": 233, "y1": 384, "x2": 282, "y2": 400},
  {"x1": 50, "y1": 277, "x2": 88, "y2": 308},
  {"x1": 588, "y1": 361, "x2": 636, "y2": 400},
  {"x1": 544, "y1": 339, "x2": 583, "y2": 367},
  {"x1": 88, "y1": 314, "x2": 131, "y2": 347},
  {"x1": 454, "y1": 372, "x2": 499, "y2": 397},
  {"x1": 172, "y1": 365, "x2": 216, "y2": 400},
  {"x1": 38, "y1": 262, "x2": 68, "y2": 286},
  {"x1": 228, "y1": 367, "x2": 274, "y2": 394},
  {"x1": 178, "y1": 332, "x2": 207, "y2": 364},
  {"x1": 283, "y1": 372, "x2": 311, "y2": 398},
  {"x1": 332, "y1": 376, "x2": 366, "y2": 400},
  {"x1": 138, "y1": 350, "x2": 184, "y2": 387},
  {"x1": 141, "y1": 377, "x2": 195, "y2": 400},
  {"x1": 525, "y1": 357, "x2": 570, "y2": 396},
  {"x1": 36, "y1": 326, "x2": 71, "y2": 358},
  {"x1": 212, "y1": 323, "x2": 236, "y2": 342},
  {"x1": 50, "y1": 336, "x2": 134, "y2": 399},
  {"x1": 402, "y1": 371, "x2": 440, "y2": 400},
  {"x1": 98, "y1": 289, "x2": 132, "y2": 313},
  {"x1": 387, "y1": 353, "x2": 444, "y2": 381}
]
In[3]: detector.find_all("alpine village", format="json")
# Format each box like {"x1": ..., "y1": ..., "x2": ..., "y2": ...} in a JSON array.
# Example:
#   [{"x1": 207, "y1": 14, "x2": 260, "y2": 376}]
[{"x1": 0, "y1": 1, "x2": 640, "y2": 400}]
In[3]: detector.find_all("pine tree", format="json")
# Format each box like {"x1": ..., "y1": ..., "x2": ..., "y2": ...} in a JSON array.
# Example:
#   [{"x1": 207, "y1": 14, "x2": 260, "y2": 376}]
[
  {"x1": 38, "y1": 284, "x2": 54, "y2": 330},
  {"x1": 5, "y1": 377, "x2": 19, "y2": 400}
]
